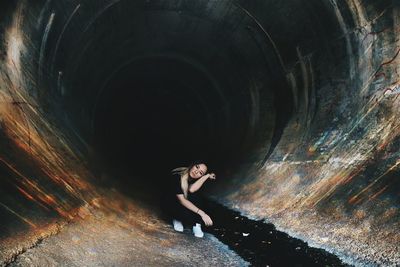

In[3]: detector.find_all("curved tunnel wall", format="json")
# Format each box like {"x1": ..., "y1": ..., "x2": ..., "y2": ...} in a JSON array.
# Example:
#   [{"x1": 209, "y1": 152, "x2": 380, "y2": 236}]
[{"x1": 0, "y1": 0, "x2": 399, "y2": 266}]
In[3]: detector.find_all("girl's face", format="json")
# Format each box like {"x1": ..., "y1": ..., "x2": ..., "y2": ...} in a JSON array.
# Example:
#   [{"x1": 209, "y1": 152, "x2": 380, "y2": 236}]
[{"x1": 189, "y1": 163, "x2": 207, "y2": 179}]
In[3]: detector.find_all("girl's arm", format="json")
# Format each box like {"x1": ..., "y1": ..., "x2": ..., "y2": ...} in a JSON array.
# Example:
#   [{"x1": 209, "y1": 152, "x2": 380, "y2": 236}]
[
  {"x1": 176, "y1": 194, "x2": 203, "y2": 214},
  {"x1": 176, "y1": 194, "x2": 213, "y2": 226},
  {"x1": 188, "y1": 174, "x2": 210, "y2": 193}
]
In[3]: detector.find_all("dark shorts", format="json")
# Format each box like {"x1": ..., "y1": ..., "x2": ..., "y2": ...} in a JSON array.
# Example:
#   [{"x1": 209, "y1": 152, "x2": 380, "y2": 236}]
[{"x1": 160, "y1": 192, "x2": 208, "y2": 227}]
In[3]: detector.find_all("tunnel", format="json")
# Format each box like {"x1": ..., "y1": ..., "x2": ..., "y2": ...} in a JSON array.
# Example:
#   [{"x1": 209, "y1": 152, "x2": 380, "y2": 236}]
[{"x1": 0, "y1": 0, "x2": 399, "y2": 266}]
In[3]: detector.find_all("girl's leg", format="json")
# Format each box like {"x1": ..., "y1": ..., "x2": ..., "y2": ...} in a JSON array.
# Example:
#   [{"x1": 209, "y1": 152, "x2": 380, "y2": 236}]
[
  {"x1": 187, "y1": 193, "x2": 209, "y2": 227},
  {"x1": 169, "y1": 194, "x2": 210, "y2": 228},
  {"x1": 191, "y1": 193, "x2": 210, "y2": 211},
  {"x1": 174, "y1": 203, "x2": 202, "y2": 227}
]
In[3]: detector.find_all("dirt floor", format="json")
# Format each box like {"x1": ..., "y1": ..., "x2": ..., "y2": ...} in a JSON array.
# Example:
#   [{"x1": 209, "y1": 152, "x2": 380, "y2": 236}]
[{"x1": 6, "y1": 192, "x2": 248, "y2": 267}]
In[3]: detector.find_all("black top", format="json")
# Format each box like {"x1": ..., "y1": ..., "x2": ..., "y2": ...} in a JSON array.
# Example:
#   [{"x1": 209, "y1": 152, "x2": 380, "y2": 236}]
[
  {"x1": 161, "y1": 172, "x2": 207, "y2": 214},
  {"x1": 160, "y1": 173, "x2": 190, "y2": 209},
  {"x1": 171, "y1": 173, "x2": 196, "y2": 196}
]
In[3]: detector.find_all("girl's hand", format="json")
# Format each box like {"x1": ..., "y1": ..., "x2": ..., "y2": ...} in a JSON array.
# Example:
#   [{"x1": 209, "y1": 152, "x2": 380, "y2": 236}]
[
  {"x1": 200, "y1": 212, "x2": 213, "y2": 226},
  {"x1": 208, "y1": 173, "x2": 216, "y2": 180}
]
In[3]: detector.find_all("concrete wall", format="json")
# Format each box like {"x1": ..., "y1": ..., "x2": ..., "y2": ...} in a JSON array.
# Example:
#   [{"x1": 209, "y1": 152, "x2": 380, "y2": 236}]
[{"x1": 0, "y1": 0, "x2": 398, "y2": 265}]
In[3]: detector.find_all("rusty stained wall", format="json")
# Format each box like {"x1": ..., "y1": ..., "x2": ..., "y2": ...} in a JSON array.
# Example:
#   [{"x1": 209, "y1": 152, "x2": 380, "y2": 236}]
[
  {"x1": 217, "y1": 1, "x2": 400, "y2": 265},
  {"x1": 0, "y1": 0, "x2": 399, "y2": 266},
  {"x1": 0, "y1": 3, "x2": 101, "y2": 262}
]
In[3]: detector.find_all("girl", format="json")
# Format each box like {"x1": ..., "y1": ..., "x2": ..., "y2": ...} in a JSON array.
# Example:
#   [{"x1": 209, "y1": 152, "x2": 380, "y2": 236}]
[{"x1": 162, "y1": 160, "x2": 216, "y2": 238}]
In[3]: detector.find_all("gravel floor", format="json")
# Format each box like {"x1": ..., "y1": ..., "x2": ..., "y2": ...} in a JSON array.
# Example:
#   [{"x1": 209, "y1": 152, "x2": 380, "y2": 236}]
[{"x1": 7, "y1": 193, "x2": 248, "y2": 267}]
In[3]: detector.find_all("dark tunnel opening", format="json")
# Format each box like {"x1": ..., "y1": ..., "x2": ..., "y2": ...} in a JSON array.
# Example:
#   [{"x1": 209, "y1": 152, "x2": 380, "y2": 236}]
[
  {"x1": 0, "y1": 0, "x2": 399, "y2": 266},
  {"x1": 91, "y1": 55, "x2": 285, "y2": 196},
  {"x1": 65, "y1": 0, "x2": 293, "y2": 199},
  {"x1": 93, "y1": 56, "x2": 250, "y2": 176}
]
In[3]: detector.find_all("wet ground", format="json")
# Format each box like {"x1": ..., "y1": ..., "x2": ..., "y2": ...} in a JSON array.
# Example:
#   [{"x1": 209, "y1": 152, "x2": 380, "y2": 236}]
[
  {"x1": 106, "y1": 171, "x2": 351, "y2": 266},
  {"x1": 3, "y1": 188, "x2": 352, "y2": 267},
  {"x1": 203, "y1": 200, "x2": 351, "y2": 267}
]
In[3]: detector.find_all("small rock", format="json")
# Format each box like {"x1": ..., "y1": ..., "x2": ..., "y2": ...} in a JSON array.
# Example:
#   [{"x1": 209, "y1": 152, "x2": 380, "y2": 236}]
[
  {"x1": 87, "y1": 248, "x2": 97, "y2": 256},
  {"x1": 71, "y1": 235, "x2": 80, "y2": 243}
]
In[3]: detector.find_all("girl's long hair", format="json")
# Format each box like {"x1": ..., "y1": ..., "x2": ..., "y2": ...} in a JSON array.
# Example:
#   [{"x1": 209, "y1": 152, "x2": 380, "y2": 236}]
[{"x1": 171, "y1": 160, "x2": 206, "y2": 198}]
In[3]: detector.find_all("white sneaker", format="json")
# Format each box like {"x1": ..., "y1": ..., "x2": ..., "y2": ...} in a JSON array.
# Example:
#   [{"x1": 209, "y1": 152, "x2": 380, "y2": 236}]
[
  {"x1": 192, "y1": 223, "x2": 204, "y2": 238},
  {"x1": 172, "y1": 219, "x2": 183, "y2": 232}
]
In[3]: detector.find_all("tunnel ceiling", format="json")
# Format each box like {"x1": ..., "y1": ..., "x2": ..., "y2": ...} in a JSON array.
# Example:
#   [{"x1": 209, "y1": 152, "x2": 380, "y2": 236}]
[
  {"x1": 1, "y1": 0, "x2": 399, "y2": 266},
  {"x1": 44, "y1": 0, "x2": 293, "y2": 176},
  {"x1": 36, "y1": 0, "x2": 348, "y2": 178}
]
